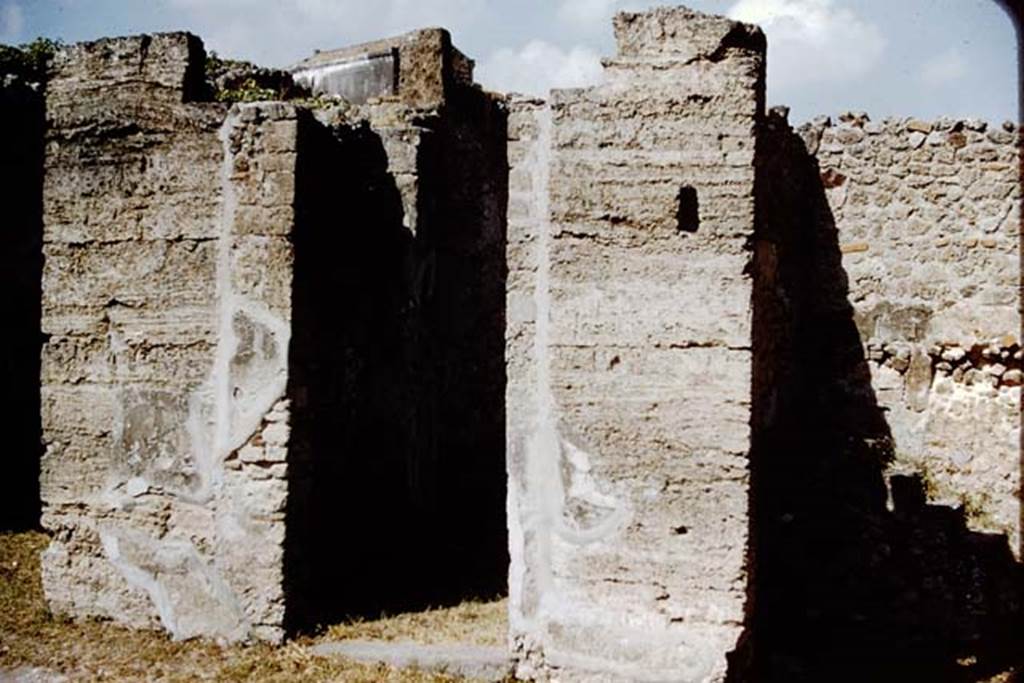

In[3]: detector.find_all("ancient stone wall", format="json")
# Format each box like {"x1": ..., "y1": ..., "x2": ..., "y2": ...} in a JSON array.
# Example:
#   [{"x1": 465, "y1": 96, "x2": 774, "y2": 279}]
[
  {"x1": 0, "y1": 77, "x2": 44, "y2": 531},
  {"x1": 802, "y1": 115, "x2": 1021, "y2": 550},
  {"x1": 27, "y1": 7, "x2": 1022, "y2": 680},
  {"x1": 284, "y1": 30, "x2": 509, "y2": 625},
  {"x1": 506, "y1": 8, "x2": 765, "y2": 680},
  {"x1": 38, "y1": 28, "x2": 509, "y2": 644},
  {"x1": 749, "y1": 109, "x2": 1022, "y2": 680},
  {"x1": 283, "y1": 108, "x2": 440, "y2": 626},
  {"x1": 39, "y1": 34, "x2": 299, "y2": 643},
  {"x1": 427, "y1": 63, "x2": 510, "y2": 603}
]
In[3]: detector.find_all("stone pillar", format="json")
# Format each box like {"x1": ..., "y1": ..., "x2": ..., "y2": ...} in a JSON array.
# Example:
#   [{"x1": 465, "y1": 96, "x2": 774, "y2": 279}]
[
  {"x1": 506, "y1": 8, "x2": 764, "y2": 680},
  {"x1": 39, "y1": 33, "x2": 299, "y2": 643}
]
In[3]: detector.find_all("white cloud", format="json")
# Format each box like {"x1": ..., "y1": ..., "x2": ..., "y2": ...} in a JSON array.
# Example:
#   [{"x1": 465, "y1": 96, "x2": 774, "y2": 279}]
[
  {"x1": 476, "y1": 40, "x2": 604, "y2": 96},
  {"x1": 728, "y1": 0, "x2": 885, "y2": 88},
  {"x1": 921, "y1": 47, "x2": 967, "y2": 87},
  {"x1": 164, "y1": 0, "x2": 484, "y2": 66},
  {"x1": 557, "y1": 0, "x2": 619, "y2": 31},
  {"x1": 1, "y1": 1, "x2": 24, "y2": 44}
]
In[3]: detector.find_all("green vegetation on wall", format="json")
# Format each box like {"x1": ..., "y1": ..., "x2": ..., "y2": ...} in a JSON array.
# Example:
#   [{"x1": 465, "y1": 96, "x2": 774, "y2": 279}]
[{"x1": 0, "y1": 38, "x2": 61, "y2": 82}]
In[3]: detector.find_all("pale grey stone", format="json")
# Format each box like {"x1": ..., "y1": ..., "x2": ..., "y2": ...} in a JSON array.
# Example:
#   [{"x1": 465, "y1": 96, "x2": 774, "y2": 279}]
[
  {"x1": 125, "y1": 477, "x2": 149, "y2": 497},
  {"x1": 0, "y1": 668, "x2": 69, "y2": 683},
  {"x1": 312, "y1": 641, "x2": 514, "y2": 681}
]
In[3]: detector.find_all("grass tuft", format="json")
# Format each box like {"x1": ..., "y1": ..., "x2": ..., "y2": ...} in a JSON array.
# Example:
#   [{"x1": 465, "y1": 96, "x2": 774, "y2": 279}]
[{"x1": 0, "y1": 531, "x2": 508, "y2": 682}]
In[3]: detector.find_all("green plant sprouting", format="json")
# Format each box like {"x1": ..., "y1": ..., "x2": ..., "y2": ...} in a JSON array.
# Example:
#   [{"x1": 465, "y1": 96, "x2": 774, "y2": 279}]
[{"x1": 0, "y1": 37, "x2": 62, "y2": 82}]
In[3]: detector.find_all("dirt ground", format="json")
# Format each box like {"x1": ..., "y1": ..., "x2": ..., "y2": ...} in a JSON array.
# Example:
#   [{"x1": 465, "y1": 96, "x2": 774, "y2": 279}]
[{"x1": 0, "y1": 531, "x2": 509, "y2": 682}]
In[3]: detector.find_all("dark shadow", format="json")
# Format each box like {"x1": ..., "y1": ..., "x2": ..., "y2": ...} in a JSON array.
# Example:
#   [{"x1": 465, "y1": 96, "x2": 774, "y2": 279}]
[
  {"x1": 676, "y1": 186, "x2": 700, "y2": 234},
  {"x1": 994, "y1": 0, "x2": 1024, "y2": 582},
  {"x1": 283, "y1": 88, "x2": 508, "y2": 632},
  {"x1": 424, "y1": 83, "x2": 511, "y2": 610},
  {"x1": 740, "y1": 110, "x2": 1024, "y2": 682},
  {"x1": 999, "y1": 4, "x2": 1024, "y2": 678},
  {"x1": 0, "y1": 80, "x2": 44, "y2": 531}
]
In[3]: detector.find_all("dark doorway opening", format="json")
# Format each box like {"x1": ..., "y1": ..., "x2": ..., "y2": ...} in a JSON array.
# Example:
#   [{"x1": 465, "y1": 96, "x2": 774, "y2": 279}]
[
  {"x1": 1, "y1": 82, "x2": 44, "y2": 532},
  {"x1": 283, "y1": 91, "x2": 509, "y2": 632}
]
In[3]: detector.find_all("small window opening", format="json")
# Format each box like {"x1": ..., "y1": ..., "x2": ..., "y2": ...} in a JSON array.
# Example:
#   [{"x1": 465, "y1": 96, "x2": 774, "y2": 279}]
[{"x1": 676, "y1": 185, "x2": 699, "y2": 234}]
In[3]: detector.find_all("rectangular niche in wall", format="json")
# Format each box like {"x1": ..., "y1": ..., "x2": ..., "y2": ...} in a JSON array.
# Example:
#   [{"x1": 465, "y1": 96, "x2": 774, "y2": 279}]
[{"x1": 677, "y1": 185, "x2": 700, "y2": 234}]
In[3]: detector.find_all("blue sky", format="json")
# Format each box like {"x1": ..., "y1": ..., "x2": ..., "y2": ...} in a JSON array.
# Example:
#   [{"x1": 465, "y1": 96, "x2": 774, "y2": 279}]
[{"x1": 1, "y1": 0, "x2": 1017, "y2": 124}]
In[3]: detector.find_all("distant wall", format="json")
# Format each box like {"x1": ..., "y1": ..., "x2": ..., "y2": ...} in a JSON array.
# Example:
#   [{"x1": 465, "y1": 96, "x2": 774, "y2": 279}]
[
  {"x1": 284, "y1": 110, "x2": 435, "y2": 626},
  {"x1": 285, "y1": 40, "x2": 509, "y2": 627},
  {"x1": 750, "y1": 109, "x2": 1022, "y2": 680},
  {"x1": 506, "y1": 8, "x2": 765, "y2": 680},
  {"x1": 291, "y1": 28, "x2": 474, "y2": 108},
  {"x1": 0, "y1": 78, "x2": 43, "y2": 531},
  {"x1": 429, "y1": 72, "x2": 510, "y2": 601},
  {"x1": 803, "y1": 115, "x2": 1021, "y2": 550}
]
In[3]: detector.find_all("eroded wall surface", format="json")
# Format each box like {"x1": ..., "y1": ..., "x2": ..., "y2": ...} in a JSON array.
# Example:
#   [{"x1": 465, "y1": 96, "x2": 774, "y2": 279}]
[
  {"x1": 802, "y1": 115, "x2": 1021, "y2": 551},
  {"x1": 506, "y1": 8, "x2": 765, "y2": 680},
  {"x1": 40, "y1": 34, "x2": 299, "y2": 643},
  {"x1": 39, "y1": 27, "x2": 509, "y2": 643},
  {"x1": 33, "y1": 8, "x2": 1020, "y2": 677},
  {"x1": 751, "y1": 109, "x2": 1022, "y2": 680}
]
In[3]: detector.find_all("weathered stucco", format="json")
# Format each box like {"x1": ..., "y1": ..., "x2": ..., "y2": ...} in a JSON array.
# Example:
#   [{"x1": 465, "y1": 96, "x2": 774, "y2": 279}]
[{"x1": 39, "y1": 33, "x2": 301, "y2": 643}]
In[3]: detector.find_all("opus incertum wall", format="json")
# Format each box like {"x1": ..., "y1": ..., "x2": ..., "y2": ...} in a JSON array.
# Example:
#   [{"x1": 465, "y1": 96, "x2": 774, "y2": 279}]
[
  {"x1": 751, "y1": 108, "x2": 1022, "y2": 681},
  {"x1": 806, "y1": 114, "x2": 1022, "y2": 552}
]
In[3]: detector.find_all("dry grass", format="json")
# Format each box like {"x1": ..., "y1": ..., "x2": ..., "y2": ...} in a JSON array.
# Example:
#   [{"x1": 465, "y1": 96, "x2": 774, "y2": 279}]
[
  {"x1": 0, "y1": 531, "x2": 509, "y2": 682},
  {"x1": 323, "y1": 600, "x2": 507, "y2": 648}
]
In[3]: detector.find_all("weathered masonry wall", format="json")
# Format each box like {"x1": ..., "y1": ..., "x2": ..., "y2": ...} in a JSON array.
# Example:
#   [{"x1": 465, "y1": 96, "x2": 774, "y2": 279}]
[
  {"x1": 40, "y1": 34, "x2": 299, "y2": 642},
  {"x1": 24, "y1": 6, "x2": 1024, "y2": 680},
  {"x1": 750, "y1": 110, "x2": 1023, "y2": 680},
  {"x1": 506, "y1": 8, "x2": 765, "y2": 680},
  {"x1": 38, "y1": 28, "x2": 509, "y2": 644},
  {"x1": 284, "y1": 28, "x2": 508, "y2": 626},
  {"x1": 0, "y1": 77, "x2": 44, "y2": 531},
  {"x1": 805, "y1": 115, "x2": 1021, "y2": 550}
]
